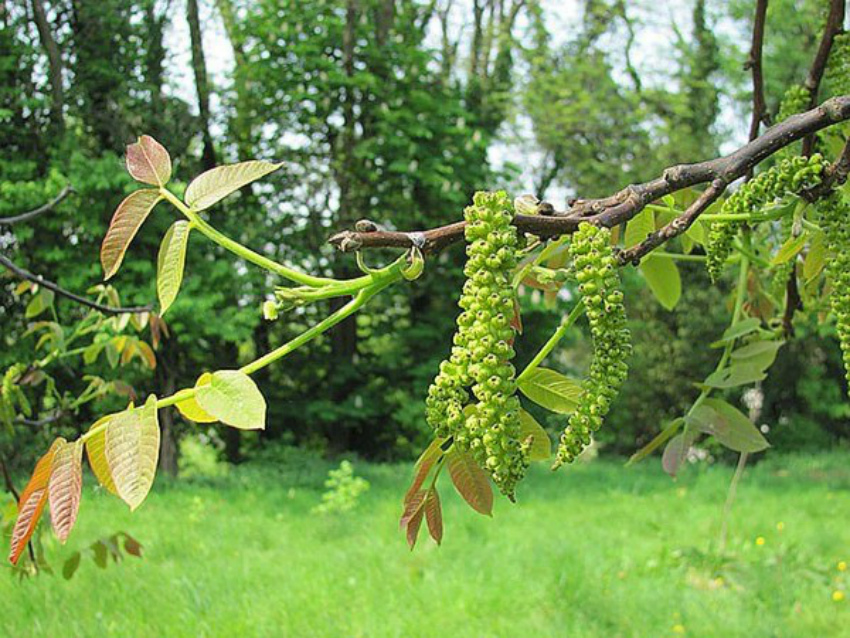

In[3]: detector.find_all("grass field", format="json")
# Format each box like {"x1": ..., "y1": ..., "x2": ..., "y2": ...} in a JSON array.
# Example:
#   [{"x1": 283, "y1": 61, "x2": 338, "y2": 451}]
[{"x1": 1, "y1": 452, "x2": 848, "y2": 637}]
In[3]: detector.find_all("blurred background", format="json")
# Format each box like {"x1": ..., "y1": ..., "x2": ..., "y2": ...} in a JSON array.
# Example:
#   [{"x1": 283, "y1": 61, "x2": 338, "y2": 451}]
[{"x1": 1, "y1": 1, "x2": 849, "y2": 635}]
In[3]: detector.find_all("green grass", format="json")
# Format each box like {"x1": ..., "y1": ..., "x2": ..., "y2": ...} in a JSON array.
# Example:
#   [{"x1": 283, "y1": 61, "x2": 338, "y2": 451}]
[{"x1": 1, "y1": 452, "x2": 848, "y2": 637}]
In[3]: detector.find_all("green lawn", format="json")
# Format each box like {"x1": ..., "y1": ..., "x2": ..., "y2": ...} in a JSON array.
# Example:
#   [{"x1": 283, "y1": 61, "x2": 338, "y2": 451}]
[{"x1": 1, "y1": 452, "x2": 848, "y2": 637}]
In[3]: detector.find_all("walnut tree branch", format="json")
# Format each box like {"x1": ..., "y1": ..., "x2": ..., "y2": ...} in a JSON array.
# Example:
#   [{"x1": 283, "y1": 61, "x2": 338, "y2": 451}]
[
  {"x1": 330, "y1": 96, "x2": 850, "y2": 261},
  {"x1": 0, "y1": 253, "x2": 151, "y2": 315},
  {"x1": 801, "y1": 0, "x2": 845, "y2": 156},
  {"x1": 745, "y1": 0, "x2": 770, "y2": 180},
  {"x1": 0, "y1": 184, "x2": 74, "y2": 225}
]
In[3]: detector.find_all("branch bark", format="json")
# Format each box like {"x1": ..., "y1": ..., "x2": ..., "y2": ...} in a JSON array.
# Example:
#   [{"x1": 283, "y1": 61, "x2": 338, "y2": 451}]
[
  {"x1": 0, "y1": 253, "x2": 151, "y2": 315},
  {"x1": 29, "y1": 0, "x2": 65, "y2": 134},
  {"x1": 802, "y1": 0, "x2": 846, "y2": 155},
  {"x1": 187, "y1": 0, "x2": 217, "y2": 170},
  {"x1": 329, "y1": 95, "x2": 850, "y2": 261},
  {"x1": 746, "y1": 0, "x2": 770, "y2": 178},
  {"x1": 0, "y1": 184, "x2": 73, "y2": 225}
]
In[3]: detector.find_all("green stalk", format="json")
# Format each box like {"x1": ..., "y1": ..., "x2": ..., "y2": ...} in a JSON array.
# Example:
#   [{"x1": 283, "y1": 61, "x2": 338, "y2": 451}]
[
  {"x1": 159, "y1": 188, "x2": 344, "y2": 288},
  {"x1": 517, "y1": 302, "x2": 584, "y2": 383}
]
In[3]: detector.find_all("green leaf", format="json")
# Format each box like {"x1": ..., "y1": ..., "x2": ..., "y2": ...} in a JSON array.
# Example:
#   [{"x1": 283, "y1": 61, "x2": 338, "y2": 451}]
[
  {"x1": 627, "y1": 418, "x2": 684, "y2": 465},
  {"x1": 62, "y1": 552, "x2": 81, "y2": 580},
  {"x1": 730, "y1": 340, "x2": 783, "y2": 371},
  {"x1": 703, "y1": 363, "x2": 767, "y2": 389},
  {"x1": 518, "y1": 409, "x2": 551, "y2": 461},
  {"x1": 446, "y1": 447, "x2": 493, "y2": 516},
  {"x1": 125, "y1": 135, "x2": 172, "y2": 186},
  {"x1": 195, "y1": 370, "x2": 266, "y2": 430},
  {"x1": 685, "y1": 219, "x2": 706, "y2": 245},
  {"x1": 771, "y1": 232, "x2": 808, "y2": 266},
  {"x1": 662, "y1": 431, "x2": 694, "y2": 477},
  {"x1": 518, "y1": 368, "x2": 582, "y2": 414},
  {"x1": 156, "y1": 221, "x2": 191, "y2": 314},
  {"x1": 712, "y1": 318, "x2": 761, "y2": 347},
  {"x1": 686, "y1": 398, "x2": 769, "y2": 453},
  {"x1": 625, "y1": 210, "x2": 655, "y2": 248},
  {"x1": 25, "y1": 289, "x2": 54, "y2": 319},
  {"x1": 176, "y1": 373, "x2": 217, "y2": 423},
  {"x1": 101, "y1": 189, "x2": 162, "y2": 280},
  {"x1": 640, "y1": 255, "x2": 681, "y2": 310},
  {"x1": 185, "y1": 160, "x2": 283, "y2": 211},
  {"x1": 104, "y1": 395, "x2": 160, "y2": 511},
  {"x1": 93, "y1": 541, "x2": 108, "y2": 569},
  {"x1": 803, "y1": 230, "x2": 827, "y2": 281}
]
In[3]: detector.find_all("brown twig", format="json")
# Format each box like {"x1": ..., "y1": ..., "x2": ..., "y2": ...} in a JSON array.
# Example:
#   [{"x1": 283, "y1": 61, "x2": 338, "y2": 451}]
[
  {"x1": 0, "y1": 253, "x2": 151, "y2": 315},
  {"x1": 802, "y1": 0, "x2": 846, "y2": 156},
  {"x1": 746, "y1": 0, "x2": 770, "y2": 170},
  {"x1": 330, "y1": 96, "x2": 850, "y2": 262},
  {"x1": 0, "y1": 185, "x2": 74, "y2": 225}
]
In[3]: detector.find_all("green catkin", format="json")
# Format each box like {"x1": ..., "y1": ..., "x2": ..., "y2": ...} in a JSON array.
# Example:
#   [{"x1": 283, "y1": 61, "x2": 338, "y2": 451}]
[
  {"x1": 425, "y1": 191, "x2": 528, "y2": 497},
  {"x1": 776, "y1": 85, "x2": 811, "y2": 123},
  {"x1": 814, "y1": 192, "x2": 850, "y2": 393},
  {"x1": 706, "y1": 155, "x2": 826, "y2": 282},
  {"x1": 553, "y1": 223, "x2": 631, "y2": 468}
]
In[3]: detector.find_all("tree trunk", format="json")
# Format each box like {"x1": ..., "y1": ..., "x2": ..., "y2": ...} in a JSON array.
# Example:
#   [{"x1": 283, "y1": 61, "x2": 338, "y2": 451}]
[
  {"x1": 156, "y1": 350, "x2": 179, "y2": 477},
  {"x1": 30, "y1": 0, "x2": 64, "y2": 134},
  {"x1": 187, "y1": 0, "x2": 217, "y2": 170}
]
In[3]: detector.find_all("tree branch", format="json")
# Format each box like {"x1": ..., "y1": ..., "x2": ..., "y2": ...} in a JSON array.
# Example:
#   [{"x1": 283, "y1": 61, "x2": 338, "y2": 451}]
[
  {"x1": 0, "y1": 253, "x2": 151, "y2": 315},
  {"x1": 802, "y1": 0, "x2": 845, "y2": 155},
  {"x1": 0, "y1": 184, "x2": 73, "y2": 225},
  {"x1": 746, "y1": 0, "x2": 770, "y2": 181},
  {"x1": 329, "y1": 95, "x2": 850, "y2": 260}
]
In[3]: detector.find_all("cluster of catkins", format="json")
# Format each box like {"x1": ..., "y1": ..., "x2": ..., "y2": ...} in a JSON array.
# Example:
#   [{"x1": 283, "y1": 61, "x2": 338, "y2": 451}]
[
  {"x1": 425, "y1": 191, "x2": 528, "y2": 497},
  {"x1": 827, "y1": 33, "x2": 850, "y2": 97},
  {"x1": 815, "y1": 192, "x2": 850, "y2": 392},
  {"x1": 554, "y1": 222, "x2": 631, "y2": 467},
  {"x1": 706, "y1": 154, "x2": 826, "y2": 281},
  {"x1": 776, "y1": 85, "x2": 811, "y2": 123}
]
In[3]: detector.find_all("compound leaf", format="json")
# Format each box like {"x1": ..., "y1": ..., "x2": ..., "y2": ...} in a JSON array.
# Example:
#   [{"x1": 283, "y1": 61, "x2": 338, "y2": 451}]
[
  {"x1": 518, "y1": 368, "x2": 582, "y2": 414},
  {"x1": 85, "y1": 415, "x2": 118, "y2": 495},
  {"x1": 518, "y1": 409, "x2": 551, "y2": 461},
  {"x1": 446, "y1": 447, "x2": 492, "y2": 516},
  {"x1": 424, "y1": 488, "x2": 443, "y2": 545},
  {"x1": 9, "y1": 439, "x2": 62, "y2": 564},
  {"x1": 125, "y1": 135, "x2": 172, "y2": 186}
]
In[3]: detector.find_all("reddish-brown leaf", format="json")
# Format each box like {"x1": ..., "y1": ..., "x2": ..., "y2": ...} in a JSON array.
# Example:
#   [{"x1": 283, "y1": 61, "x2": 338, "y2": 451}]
[
  {"x1": 101, "y1": 189, "x2": 162, "y2": 280},
  {"x1": 424, "y1": 488, "x2": 443, "y2": 545},
  {"x1": 406, "y1": 506, "x2": 425, "y2": 550},
  {"x1": 126, "y1": 135, "x2": 172, "y2": 186},
  {"x1": 404, "y1": 439, "x2": 443, "y2": 505},
  {"x1": 446, "y1": 447, "x2": 493, "y2": 516},
  {"x1": 400, "y1": 489, "x2": 427, "y2": 529},
  {"x1": 9, "y1": 439, "x2": 61, "y2": 564},
  {"x1": 48, "y1": 439, "x2": 84, "y2": 543}
]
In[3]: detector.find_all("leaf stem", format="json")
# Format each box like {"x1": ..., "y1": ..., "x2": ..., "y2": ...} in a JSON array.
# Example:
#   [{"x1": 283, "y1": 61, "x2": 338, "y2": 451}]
[
  {"x1": 517, "y1": 303, "x2": 584, "y2": 383},
  {"x1": 159, "y1": 187, "x2": 341, "y2": 287}
]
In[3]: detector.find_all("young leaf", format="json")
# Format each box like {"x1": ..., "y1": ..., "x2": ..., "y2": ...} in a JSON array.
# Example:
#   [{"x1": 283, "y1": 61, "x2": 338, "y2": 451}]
[
  {"x1": 184, "y1": 160, "x2": 283, "y2": 211},
  {"x1": 625, "y1": 210, "x2": 655, "y2": 248},
  {"x1": 804, "y1": 230, "x2": 827, "y2": 281},
  {"x1": 101, "y1": 189, "x2": 162, "y2": 280},
  {"x1": 406, "y1": 505, "x2": 425, "y2": 550},
  {"x1": 157, "y1": 220, "x2": 191, "y2": 314},
  {"x1": 9, "y1": 439, "x2": 62, "y2": 564},
  {"x1": 703, "y1": 363, "x2": 767, "y2": 389},
  {"x1": 62, "y1": 551, "x2": 81, "y2": 580},
  {"x1": 771, "y1": 232, "x2": 808, "y2": 266},
  {"x1": 424, "y1": 488, "x2": 443, "y2": 545},
  {"x1": 627, "y1": 418, "x2": 684, "y2": 465},
  {"x1": 123, "y1": 533, "x2": 143, "y2": 557},
  {"x1": 125, "y1": 135, "x2": 172, "y2": 186},
  {"x1": 105, "y1": 395, "x2": 160, "y2": 511},
  {"x1": 400, "y1": 489, "x2": 427, "y2": 529},
  {"x1": 640, "y1": 255, "x2": 681, "y2": 311},
  {"x1": 446, "y1": 447, "x2": 493, "y2": 516},
  {"x1": 176, "y1": 373, "x2": 217, "y2": 423},
  {"x1": 686, "y1": 399, "x2": 769, "y2": 453},
  {"x1": 661, "y1": 432, "x2": 692, "y2": 478},
  {"x1": 518, "y1": 409, "x2": 551, "y2": 461},
  {"x1": 518, "y1": 368, "x2": 582, "y2": 414},
  {"x1": 85, "y1": 415, "x2": 118, "y2": 494},
  {"x1": 404, "y1": 440, "x2": 443, "y2": 505},
  {"x1": 730, "y1": 340, "x2": 783, "y2": 372},
  {"x1": 48, "y1": 438, "x2": 84, "y2": 543},
  {"x1": 195, "y1": 370, "x2": 266, "y2": 430},
  {"x1": 713, "y1": 317, "x2": 761, "y2": 346}
]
